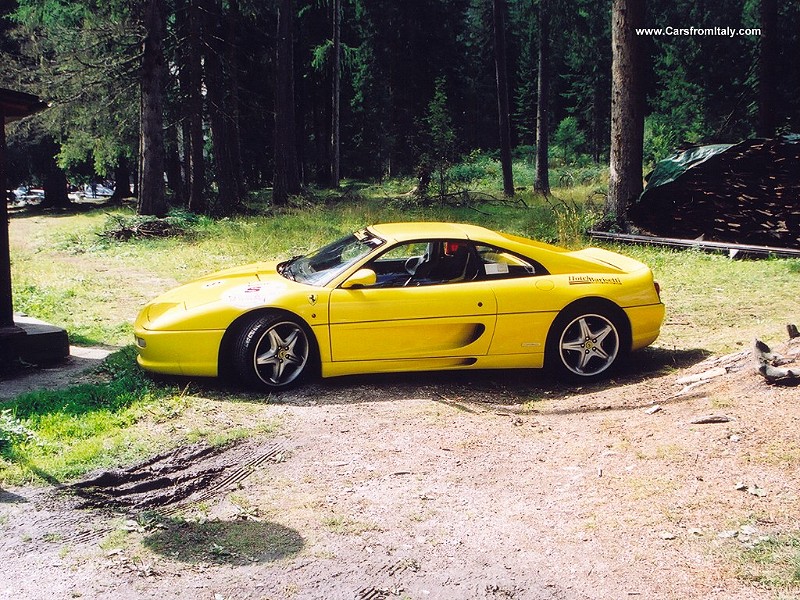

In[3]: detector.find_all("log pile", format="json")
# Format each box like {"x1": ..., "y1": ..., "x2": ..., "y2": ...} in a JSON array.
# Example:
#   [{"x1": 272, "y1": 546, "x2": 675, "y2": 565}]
[
  {"x1": 100, "y1": 215, "x2": 185, "y2": 241},
  {"x1": 753, "y1": 324, "x2": 800, "y2": 386},
  {"x1": 630, "y1": 136, "x2": 800, "y2": 247}
]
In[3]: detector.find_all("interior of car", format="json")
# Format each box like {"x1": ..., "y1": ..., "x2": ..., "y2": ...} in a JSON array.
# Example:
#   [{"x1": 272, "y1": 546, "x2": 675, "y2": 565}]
[{"x1": 364, "y1": 239, "x2": 548, "y2": 288}]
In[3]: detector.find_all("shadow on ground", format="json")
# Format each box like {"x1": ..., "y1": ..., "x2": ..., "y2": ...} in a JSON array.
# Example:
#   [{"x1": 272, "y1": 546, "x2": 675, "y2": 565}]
[
  {"x1": 162, "y1": 346, "x2": 711, "y2": 409},
  {"x1": 0, "y1": 346, "x2": 114, "y2": 400},
  {"x1": 142, "y1": 517, "x2": 304, "y2": 565},
  {"x1": 0, "y1": 488, "x2": 29, "y2": 503}
]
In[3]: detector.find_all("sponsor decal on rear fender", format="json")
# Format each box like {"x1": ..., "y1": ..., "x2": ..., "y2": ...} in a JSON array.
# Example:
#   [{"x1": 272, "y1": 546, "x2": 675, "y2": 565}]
[{"x1": 568, "y1": 275, "x2": 623, "y2": 285}]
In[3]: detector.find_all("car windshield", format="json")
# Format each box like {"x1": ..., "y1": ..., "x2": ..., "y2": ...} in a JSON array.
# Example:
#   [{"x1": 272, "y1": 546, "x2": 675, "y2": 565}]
[{"x1": 279, "y1": 229, "x2": 384, "y2": 286}]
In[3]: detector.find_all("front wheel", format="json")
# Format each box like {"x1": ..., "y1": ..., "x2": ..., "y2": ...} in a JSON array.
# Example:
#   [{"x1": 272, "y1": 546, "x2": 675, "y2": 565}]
[
  {"x1": 546, "y1": 306, "x2": 627, "y2": 381},
  {"x1": 232, "y1": 314, "x2": 315, "y2": 390}
]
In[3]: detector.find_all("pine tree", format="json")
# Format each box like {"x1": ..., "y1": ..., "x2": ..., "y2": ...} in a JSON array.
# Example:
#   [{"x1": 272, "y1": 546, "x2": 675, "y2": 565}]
[
  {"x1": 137, "y1": 0, "x2": 168, "y2": 216},
  {"x1": 534, "y1": 0, "x2": 551, "y2": 195},
  {"x1": 492, "y1": 0, "x2": 514, "y2": 196},
  {"x1": 607, "y1": 0, "x2": 645, "y2": 228},
  {"x1": 273, "y1": 0, "x2": 301, "y2": 205}
]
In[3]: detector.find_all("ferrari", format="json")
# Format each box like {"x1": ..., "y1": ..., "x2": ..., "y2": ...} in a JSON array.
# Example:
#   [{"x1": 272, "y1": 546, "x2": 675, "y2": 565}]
[{"x1": 134, "y1": 222, "x2": 665, "y2": 389}]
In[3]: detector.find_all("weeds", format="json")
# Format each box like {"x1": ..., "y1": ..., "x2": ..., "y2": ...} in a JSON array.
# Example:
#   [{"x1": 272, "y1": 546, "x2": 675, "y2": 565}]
[
  {"x1": 322, "y1": 514, "x2": 378, "y2": 536},
  {"x1": 99, "y1": 209, "x2": 211, "y2": 241},
  {"x1": 732, "y1": 532, "x2": 800, "y2": 591},
  {"x1": 0, "y1": 409, "x2": 36, "y2": 449},
  {"x1": 0, "y1": 347, "x2": 180, "y2": 485}
]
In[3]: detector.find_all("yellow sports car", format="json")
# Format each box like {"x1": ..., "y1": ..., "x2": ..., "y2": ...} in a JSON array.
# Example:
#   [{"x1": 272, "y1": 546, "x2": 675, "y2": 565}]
[{"x1": 134, "y1": 223, "x2": 664, "y2": 389}]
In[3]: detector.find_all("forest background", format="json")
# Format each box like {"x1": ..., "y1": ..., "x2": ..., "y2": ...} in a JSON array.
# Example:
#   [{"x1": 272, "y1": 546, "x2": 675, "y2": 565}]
[{"x1": 0, "y1": 0, "x2": 798, "y2": 221}]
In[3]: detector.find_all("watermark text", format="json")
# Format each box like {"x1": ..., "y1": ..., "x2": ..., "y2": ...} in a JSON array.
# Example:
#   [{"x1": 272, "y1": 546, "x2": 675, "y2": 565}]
[{"x1": 636, "y1": 26, "x2": 761, "y2": 37}]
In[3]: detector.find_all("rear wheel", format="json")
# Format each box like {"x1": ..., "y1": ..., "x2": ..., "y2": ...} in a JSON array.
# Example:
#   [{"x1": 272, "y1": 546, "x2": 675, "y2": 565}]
[
  {"x1": 232, "y1": 314, "x2": 315, "y2": 390},
  {"x1": 546, "y1": 304, "x2": 627, "y2": 381}
]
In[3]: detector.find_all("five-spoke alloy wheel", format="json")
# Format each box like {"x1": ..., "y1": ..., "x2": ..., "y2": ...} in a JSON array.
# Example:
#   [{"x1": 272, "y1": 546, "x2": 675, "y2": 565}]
[
  {"x1": 233, "y1": 314, "x2": 314, "y2": 390},
  {"x1": 546, "y1": 303, "x2": 627, "y2": 381}
]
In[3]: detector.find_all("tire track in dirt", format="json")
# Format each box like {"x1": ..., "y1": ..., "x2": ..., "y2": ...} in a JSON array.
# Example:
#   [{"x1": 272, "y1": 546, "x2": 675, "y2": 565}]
[{"x1": 69, "y1": 438, "x2": 287, "y2": 512}]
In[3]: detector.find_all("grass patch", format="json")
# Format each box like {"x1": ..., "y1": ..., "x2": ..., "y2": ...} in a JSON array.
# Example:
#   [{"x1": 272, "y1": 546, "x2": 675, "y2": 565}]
[
  {"x1": 623, "y1": 475, "x2": 680, "y2": 500},
  {"x1": 321, "y1": 514, "x2": 378, "y2": 536},
  {"x1": 12, "y1": 190, "x2": 796, "y2": 357},
  {"x1": 6, "y1": 174, "x2": 800, "y2": 485},
  {"x1": 745, "y1": 439, "x2": 800, "y2": 468},
  {"x1": 612, "y1": 246, "x2": 800, "y2": 353},
  {"x1": 732, "y1": 533, "x2": 800, "y2": 591},
  {"x1": 0, "y1": 347, "x2": 184, "y2": 485},
  {"x1": 0, "y1": 349, "x2": 283, "y2": 485}
]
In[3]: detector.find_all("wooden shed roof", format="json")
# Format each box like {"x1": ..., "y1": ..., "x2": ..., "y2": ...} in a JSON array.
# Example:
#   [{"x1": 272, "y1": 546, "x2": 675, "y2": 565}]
[{"x1": 0, "y1": 88, "x2": 47, "y2": 124}]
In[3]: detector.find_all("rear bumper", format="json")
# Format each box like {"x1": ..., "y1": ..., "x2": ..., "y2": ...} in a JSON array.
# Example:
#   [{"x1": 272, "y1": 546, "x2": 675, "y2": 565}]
[{"x1": 624, "y1": 303, "x2": 666, "y2": 350}]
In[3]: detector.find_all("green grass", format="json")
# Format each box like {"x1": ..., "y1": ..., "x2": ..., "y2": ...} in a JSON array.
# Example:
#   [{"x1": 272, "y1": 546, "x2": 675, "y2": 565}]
[
  {"x1": 0, "y1": 347, "x2": 283, "y2": 485},
  {"x1": 610, "y1": 245, "x2": 800, "y2": 352},
  {"x1": 321, "y1": 514, "x2": 379, "y2": 536},
  {"x1": 732, "y1": 532, "x2": 800, "y2": 591},
  {"x1": 0, "y1": 347, "x2": 185, "y2": 484},
  {"x1": 11, "y1": 185, "x2": 796, "y2": 355}
]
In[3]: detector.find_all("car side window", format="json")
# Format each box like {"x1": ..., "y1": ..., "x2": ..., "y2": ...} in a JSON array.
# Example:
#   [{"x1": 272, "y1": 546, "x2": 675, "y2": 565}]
[
  {"x1": 409, "y1": 240, "x2": 479, "y2": 286},
  {"x1": 367, "y1": 242, "x2": 430, "y2": 288},
  {"x1": 365, "y1": 240, "x2": 482, "y2": 288},
  {"x1": 475, "y1": 244, "x2": 544, "y2": 279}
]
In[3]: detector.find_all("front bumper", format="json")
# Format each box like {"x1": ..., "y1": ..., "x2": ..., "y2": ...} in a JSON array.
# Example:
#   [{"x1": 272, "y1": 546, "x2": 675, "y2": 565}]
[{"x1": 134, "y1": 328, "x2": 225, "y2": 377}]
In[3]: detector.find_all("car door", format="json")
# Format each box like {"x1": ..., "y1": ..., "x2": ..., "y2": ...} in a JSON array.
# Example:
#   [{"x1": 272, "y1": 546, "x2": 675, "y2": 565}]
[
  {"x1": 327, "y1": 241, "x2": 497, "y2": 362},
  {"x1": 473, "y1": 243, "x2": 559, "y2": 357}
]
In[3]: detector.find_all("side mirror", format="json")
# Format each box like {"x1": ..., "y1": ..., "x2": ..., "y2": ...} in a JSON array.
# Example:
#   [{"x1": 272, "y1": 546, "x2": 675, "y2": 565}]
[{"x1": 341, "y1": 268, "x2": 377, "y2": 289}]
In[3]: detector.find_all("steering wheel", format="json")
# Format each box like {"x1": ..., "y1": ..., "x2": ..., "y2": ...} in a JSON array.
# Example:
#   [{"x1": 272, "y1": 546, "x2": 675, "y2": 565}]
[{"x1": 404, "y1": 256, "x2": 423, "y2": 275}]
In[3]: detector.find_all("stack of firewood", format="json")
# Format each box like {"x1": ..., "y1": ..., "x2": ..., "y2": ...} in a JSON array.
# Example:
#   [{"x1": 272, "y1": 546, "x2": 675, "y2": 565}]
[{"x1": 630, "y1": 136, "x2": 800, "y2": 247}]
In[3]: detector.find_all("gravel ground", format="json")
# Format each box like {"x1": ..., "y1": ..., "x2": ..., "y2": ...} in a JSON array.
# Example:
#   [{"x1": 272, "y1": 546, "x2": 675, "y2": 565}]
[{"x1": 1, "y1": 339, "x2": 799, "y2": 600}]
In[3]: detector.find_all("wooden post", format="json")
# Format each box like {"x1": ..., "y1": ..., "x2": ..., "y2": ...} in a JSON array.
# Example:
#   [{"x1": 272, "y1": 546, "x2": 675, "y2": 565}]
[
  {"x1": 0, "y1": 102, "x2": 20, "y2": 331},
  {"x1": 0, "y1": 89, "x2": 47, "y2": 366},
  {"x1": 0, "y1": 102, "x2": 26, "y2": 370}
]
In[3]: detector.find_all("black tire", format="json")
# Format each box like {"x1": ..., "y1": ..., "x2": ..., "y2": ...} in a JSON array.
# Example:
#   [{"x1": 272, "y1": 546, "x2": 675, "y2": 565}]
[
  {"x1": 545, "y1": 302, "x2": 629, "y2": 382},
  {"x1": 232, "y1": 313, "x2": 316, "y2": 390}
]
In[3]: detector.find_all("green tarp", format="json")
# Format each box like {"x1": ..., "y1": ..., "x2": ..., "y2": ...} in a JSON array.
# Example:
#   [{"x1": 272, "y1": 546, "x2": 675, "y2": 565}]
[{"x1": 629, "y1": 135, "x2": 800, "y2": 247}]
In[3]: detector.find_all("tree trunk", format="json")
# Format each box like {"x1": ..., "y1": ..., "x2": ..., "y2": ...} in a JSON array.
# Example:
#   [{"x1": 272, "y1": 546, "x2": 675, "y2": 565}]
[
  {"x1": 313, "y1": 94, "x2": 329, "y2": 185},
  {"x1": 592, "y1": 79, "x2": 603, "y2": 164},
  {"x1": 330, "y1": 0, "x2": 341, "y2": 188},
  {"x1": 41, "y1": 163, "x2": 71, "y2": 209},
  {"x1": 164, "y1": 120, "x2": 184, "y2": 203},
  {"x1": 607, "y1": 0, "x2": 645, "y2": 229},
  {"x1": 756, "y1": 0, "x2": 777, "y2": 138},
  {"x1": 109, "y1": 157, "x2": 132, "y2": 203},
  {"x1": 137, "y1": 0, "x2": 168, "y2": 217},
  {"x1": 225, "y1": 0, "x2": 245, "y2": 202},
  {"x1": 492, "y1": 0, "x2": 514, "y2": 197},
  {"x1": 534, "y1": 0, "x2": 550, "y2": 195},
  {"x1": 184, "y1": 0, "x2": 206, "y2": 213},
  {"x1": 273, "y1": 0, "x2": 301, "y2": 206},
  {"x1": 204, "y1": 0, "x2": 238, "y2": 214}
]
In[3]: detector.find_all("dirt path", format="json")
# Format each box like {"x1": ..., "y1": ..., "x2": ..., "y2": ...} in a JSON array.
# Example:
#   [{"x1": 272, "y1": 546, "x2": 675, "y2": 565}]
[
  {"x1": 0, "y1": 346, "x2": 113, "y2": 400},
  {"x1": 1, "y1": 342, "x2": 799, "y2": 599}
]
